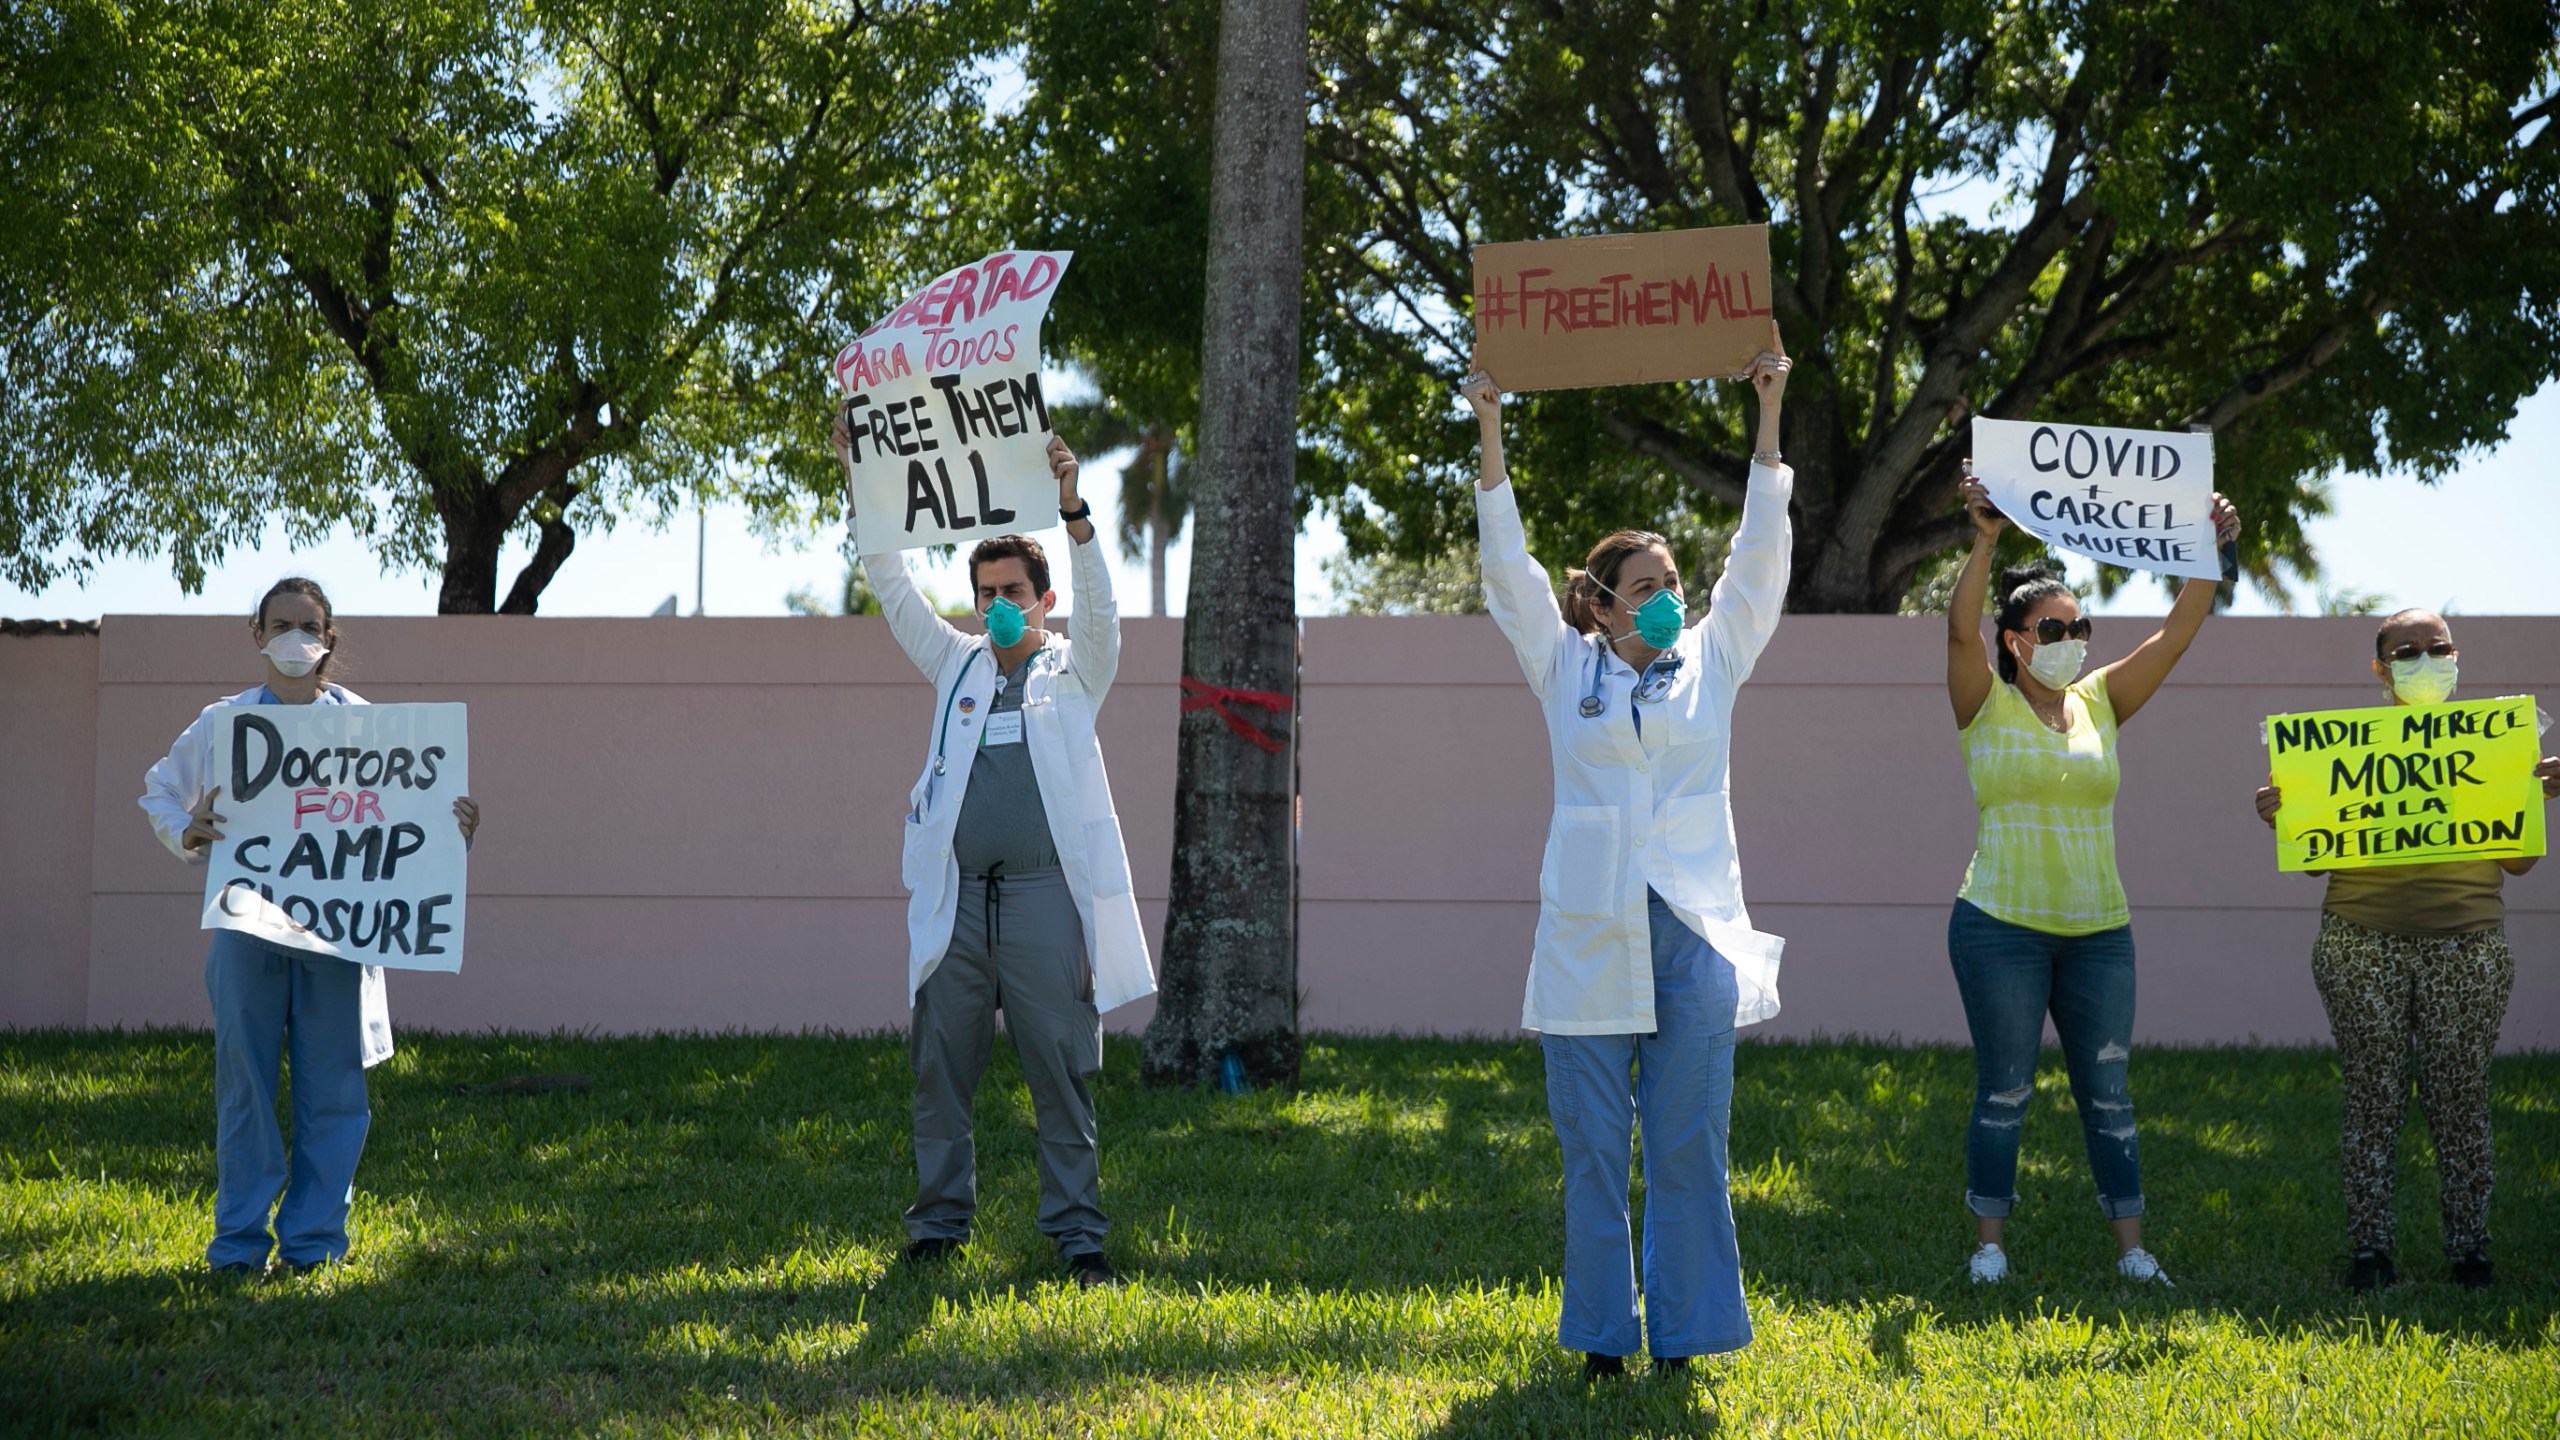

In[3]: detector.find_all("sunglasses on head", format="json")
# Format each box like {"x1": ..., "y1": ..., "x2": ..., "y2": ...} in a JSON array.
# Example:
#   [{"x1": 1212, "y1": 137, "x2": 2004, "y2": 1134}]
[
  {"x1": 2387, "y1": 641, "x2": 2456, "y2": 662},
  {"x1": 2025, "y1": 617, "x2": 2092, "y2": 644}
]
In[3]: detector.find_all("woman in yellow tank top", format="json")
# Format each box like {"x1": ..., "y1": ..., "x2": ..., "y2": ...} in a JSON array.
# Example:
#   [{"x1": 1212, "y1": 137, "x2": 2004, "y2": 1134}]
[{"x1": 1941, "y1": 468, "x2": 2240, "y2": 1288}]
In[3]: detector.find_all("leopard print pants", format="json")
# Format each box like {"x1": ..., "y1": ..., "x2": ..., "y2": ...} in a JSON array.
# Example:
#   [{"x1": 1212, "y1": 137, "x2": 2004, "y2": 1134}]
[{"x1": 2310, "y1": 912, "x2": 2513, "y2": 1259}]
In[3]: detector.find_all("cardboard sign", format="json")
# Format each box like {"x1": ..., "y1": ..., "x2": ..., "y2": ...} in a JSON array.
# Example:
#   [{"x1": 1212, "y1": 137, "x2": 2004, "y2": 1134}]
[
  {"x1": 1971, "y1": 419, "x2": 2219, "y2": 580},
  {"x1": 2264, "y1": 696, "x2": 2546, "y2": 871},
  {"x1": 1471, "y1": 226, "x2": 1774, "y2": 392},
  {"x1": 200, "y1": 703, "x2": 471, "y2": 971},
  {"x1": 832, "y1": 251, "x2": 1071, "y2": 552}
]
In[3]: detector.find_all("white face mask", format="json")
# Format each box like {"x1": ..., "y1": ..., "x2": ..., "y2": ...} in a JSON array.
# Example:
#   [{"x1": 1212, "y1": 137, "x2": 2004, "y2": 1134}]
[
  {"x1": 2387, "y1": 654, "x2": 2457, "y2": 705},
  {"x1": 262, "y1": 629, "x2": 329, "y2": 678},
  {"x1": 2017, "y1": 636, "x2": 2086, "y2": 689}
]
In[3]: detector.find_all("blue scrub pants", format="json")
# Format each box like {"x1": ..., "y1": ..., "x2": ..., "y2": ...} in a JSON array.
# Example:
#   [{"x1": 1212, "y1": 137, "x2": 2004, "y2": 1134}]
[
  {"x1": 204, "y1": 930, "x2": 372, "y2": 1269},
  {"x1": 1540, "y1": 891, "x2": 1749, "y2": 1360}
]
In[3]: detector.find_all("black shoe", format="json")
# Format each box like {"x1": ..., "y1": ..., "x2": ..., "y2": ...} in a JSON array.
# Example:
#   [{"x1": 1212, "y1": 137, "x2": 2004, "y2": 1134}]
[
  {"x1": 2450, "y1": 1251, "x2": 2493, "y2": 1290},
  {"x1": 1065, "y1": 1251, "x2": 1119, "y2": 1288},
  {"x1": 1583, "y1": 1353, "x2": 1625, "y2": 1380},
  {"x1": 268, "y1": 1256, "x2": 333, "y2": 1279},
  {"x1": 2347, "y1": 1249, "x2": 2396, "y2": 1293},
  {"x1": 1653, "y1": 1356, "x2": 1691, "y2": 1374},
  {"x1": 903, "y1": 1236, "x2": 966, "y2": 1266},
  {"x1": 209, "y1": 1261, "x2": 262, "y2": 1279}
]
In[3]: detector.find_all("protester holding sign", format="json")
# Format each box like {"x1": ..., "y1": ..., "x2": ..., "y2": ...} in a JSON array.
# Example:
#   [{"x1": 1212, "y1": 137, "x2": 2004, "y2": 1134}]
[
  {"x1": 832, "y1": 417, "x2": 1151, "y2": 1289},
  {"x1": 1941, "y1": 471, "x2": 2240, "y2": 1289},
  {"x1": 136, "y1": 579, "x2": 480, "y2": 1276},
  {"x1": 1458, "y1": 343, "x2": 1791, "y2": 1380},
  {"x1": 2252, "y1": 611, "x2": 2558, "y2": 1292}
]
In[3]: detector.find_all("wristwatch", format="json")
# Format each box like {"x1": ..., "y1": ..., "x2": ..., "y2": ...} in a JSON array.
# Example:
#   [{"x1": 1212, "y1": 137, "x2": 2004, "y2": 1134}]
[{"x1": 1059, "y1": 500, "x2": 1093, "y2": 523}]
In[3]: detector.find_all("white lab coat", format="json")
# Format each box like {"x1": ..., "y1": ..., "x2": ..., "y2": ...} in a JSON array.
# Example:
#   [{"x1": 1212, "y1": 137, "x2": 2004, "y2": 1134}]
[
  {"x1": 859, "y1": 528, "x2": 1156, "y2": 1016},
  {"x1": 138, "y1": 685, "x2": 396, "y2": 1067},
  {"x1": 1476, "y1": 462, "x2": 1794, "y2": 1034}
]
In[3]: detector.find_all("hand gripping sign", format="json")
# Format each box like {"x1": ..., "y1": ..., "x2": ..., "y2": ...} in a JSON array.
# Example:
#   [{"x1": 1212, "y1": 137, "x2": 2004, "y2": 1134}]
[
  {"x1": 1970, "y1": 419, "x2": 2220, "y2": 581},
  {"x1": 1471, "y1": 226, "x2": 1774, "y2": 392},
  {"x1": 201, "y1": 703, "x2": 471, "y2": 971},
  {"x1": 833, "y1": 251, "x2": 1072, "y2": 552},
  {"x1": 2263, "y1": 696, "x2": 2547, "y2": 871}
]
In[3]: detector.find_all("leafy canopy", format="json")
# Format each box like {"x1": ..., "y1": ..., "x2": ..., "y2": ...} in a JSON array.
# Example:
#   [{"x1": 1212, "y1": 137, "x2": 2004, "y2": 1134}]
[{"x1": 2, "y1": 0, "x2": 1008, "y2": 611}]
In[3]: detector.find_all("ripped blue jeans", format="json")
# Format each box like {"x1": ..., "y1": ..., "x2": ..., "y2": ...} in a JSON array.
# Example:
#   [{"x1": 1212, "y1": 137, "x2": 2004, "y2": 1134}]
[{"x1": 1948, "y1": 900, "x2": 2144, "y2": 1220}]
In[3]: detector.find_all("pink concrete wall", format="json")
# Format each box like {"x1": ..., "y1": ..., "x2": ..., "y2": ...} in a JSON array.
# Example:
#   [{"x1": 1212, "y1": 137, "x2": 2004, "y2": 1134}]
[
  {"x1": 0, "y1": 630, "x2": 100, "y2": 1027},
  {"x1": 6, "y1": 613, "x2": 2554, "y2": 1048},
  {"x1": 1299, "y1": 615, "x2": 2558, "y2": 1051}
]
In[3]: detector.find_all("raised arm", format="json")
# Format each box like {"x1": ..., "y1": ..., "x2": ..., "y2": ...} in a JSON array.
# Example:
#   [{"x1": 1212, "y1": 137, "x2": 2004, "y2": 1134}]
[
  {"x1": 1701, "y1": 349, "x2": 1795, "y2": 688},
  {"x1": 1461, "y1": 367, "x2": 1570, "y2": 694},
  {"x1": 836, "y1": 405, "x2": 968, "y2": 679},
  {"x1": 1051, "y1": 436, "x2": 1119, "y2": 704},
  {"x1": 1946, "y1": 467, "x2": 2005, "y2": 728},
  {"x1": 2096, "y1": 493, "x2": 2242, "y2": 725}
]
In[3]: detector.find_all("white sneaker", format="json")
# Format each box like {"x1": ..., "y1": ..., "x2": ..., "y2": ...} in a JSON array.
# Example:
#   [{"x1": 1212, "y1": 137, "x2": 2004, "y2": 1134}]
[
  {"x1": 2117, "y1": 1247, "x2": 2173, "y2": 1287},
  {"x1": 1968, "y1": 1243, "x2": 2008, "y2": 1284}
]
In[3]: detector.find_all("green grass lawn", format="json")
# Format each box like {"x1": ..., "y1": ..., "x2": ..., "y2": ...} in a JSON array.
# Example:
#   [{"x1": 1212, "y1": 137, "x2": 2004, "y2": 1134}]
[{"x1": 2, "y1": 1031, "x2": 2554, "y2": 1438}]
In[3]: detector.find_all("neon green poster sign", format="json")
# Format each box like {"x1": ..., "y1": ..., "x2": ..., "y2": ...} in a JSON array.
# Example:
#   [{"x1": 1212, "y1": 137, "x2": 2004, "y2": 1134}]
[{"x1": 2264, "y1": 696, "x2": 2546, "y2": 871}]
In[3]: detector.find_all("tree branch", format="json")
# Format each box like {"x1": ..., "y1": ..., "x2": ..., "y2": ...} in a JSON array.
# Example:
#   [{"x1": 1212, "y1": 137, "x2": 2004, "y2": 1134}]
[
  {"x1": 1875, "y1": 510, "x2": 1975, "y2": 584},
  {"x1": 1601, "y1": 411, "x2": 1748, "y2": 508},
  {"x1": 498, "y1": 479, "x2": 584, "y2": 614},
  {"x1": 2183, "y1": 292, "x2": 2391, "y2": 431}
]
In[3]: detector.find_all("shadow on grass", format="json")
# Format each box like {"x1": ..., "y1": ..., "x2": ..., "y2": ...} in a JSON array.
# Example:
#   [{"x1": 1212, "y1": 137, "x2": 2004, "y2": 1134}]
[
  {"x1": 3, "y1": 1028, "x2": 2555, "y2": 1435},
  {"x1": 1720, "y1": 1037, "x2": 2558, "y2": 1348},
  {"x1": 1423, "y1": 1366, "x2": 1723, "y2": 1440}
]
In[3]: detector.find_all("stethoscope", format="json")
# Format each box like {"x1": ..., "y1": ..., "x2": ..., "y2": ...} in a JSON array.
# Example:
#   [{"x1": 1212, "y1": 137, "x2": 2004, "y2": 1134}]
[
  {"x1": 931, "y1": 651, "x2": 994, "y2": 777},
  {"x1": 1578, "y1": 634, "x2": 1682, "y2": 718},
  {"x1": 930, "y1": 647, "x2": 1045, "y2": 775}
]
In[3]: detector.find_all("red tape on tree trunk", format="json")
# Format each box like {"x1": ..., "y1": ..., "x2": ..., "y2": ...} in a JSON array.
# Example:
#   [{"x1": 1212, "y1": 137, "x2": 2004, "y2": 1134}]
[{"x1": 1178, "y1": 676, "x2": 1295, "y2": 754}]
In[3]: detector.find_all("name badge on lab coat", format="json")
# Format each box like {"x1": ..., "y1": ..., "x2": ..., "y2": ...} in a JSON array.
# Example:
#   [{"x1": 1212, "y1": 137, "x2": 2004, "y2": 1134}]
[{"x1": 983, "y1": 711, "x2": 1024, "y2": 747}]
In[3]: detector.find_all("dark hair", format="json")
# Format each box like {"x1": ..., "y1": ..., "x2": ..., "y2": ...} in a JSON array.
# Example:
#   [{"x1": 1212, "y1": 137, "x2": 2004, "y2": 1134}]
[
  {"x1": 1991, "y1": 560, "x2": 2072, "y2": 684},
  {"x1": 1563, "y1": 530, "x2": 1673, "y2": 635},
  {"x1": 253, "y1": 577, "x2": 339, "y2": 679},
  {"x1": 2373, "y1": 608, "x2": 2444, "y2": 659},
  {"x1": 968, "y1": 534, "x2": 1051, "y2": 598}
]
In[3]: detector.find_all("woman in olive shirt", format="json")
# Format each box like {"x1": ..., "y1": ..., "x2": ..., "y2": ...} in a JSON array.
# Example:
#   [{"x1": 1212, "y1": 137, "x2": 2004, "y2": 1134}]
[{"x1": 2256, "y1": 609, "x2": 2560, "y2": 1292}]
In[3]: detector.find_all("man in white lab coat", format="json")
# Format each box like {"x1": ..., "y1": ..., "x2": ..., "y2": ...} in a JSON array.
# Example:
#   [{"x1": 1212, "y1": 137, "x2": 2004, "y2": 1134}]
[{"x1": 835, "y1": 421, "x2": 1154, "y2": 1287}]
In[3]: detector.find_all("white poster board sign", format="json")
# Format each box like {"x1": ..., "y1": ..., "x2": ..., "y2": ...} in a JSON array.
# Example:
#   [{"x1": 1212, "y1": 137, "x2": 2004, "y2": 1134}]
[
  {"x1": 831, "y1": 250, "x2": 1071, "y2": 552},
  {"x1": 1970, "y1": 418, "x2": 2219, "y2": 580},
  {"x1": 200, "y1": 703, "x2": 470, "y2": 973}
]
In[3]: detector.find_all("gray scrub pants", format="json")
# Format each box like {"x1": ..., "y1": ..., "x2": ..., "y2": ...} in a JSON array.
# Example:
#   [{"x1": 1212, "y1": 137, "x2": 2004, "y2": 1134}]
[{"x1": 906, "y1": 866, "x2": 1108, "y2": 1258}]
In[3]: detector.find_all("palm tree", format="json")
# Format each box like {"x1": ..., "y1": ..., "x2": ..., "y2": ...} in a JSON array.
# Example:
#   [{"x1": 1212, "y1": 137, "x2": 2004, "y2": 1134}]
[{"x1": 1051, "y1": 396, "x2": 1190, "y2": 616}]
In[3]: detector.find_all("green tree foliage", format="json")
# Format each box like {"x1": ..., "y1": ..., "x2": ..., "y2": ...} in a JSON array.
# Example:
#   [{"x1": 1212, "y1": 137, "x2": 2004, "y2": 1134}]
[
  {"x1": 1023, "y1": 0, "x2": 2560, "y2": 613},
  {"x1": 1, "y1": 0, "x2": 1004, "y2": 611},
  {"x1": 1323, "y1": 548, "x2": 1484, "y2": 615}
]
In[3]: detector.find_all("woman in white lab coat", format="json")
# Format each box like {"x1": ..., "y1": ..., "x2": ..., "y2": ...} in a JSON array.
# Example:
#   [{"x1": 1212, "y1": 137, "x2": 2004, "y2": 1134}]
[
  {"x1": 1460, "y1": 349, "x2": 1792, "y2": 1378},
  {"x1": 138, "y1": 578, "x2": 478, "y2": 1276}
]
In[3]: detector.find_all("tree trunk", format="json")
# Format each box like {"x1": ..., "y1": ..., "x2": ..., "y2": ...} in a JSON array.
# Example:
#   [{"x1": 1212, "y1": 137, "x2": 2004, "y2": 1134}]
[
  {"x1": 435, "y1": 486, "x2": 509, "y2": 615},
  {"x1": 1148, "y1": 514, "x2": 1170, "y2": 617},
  {"x1": 499, "y1": 506, "x2": 578, "y2": 615},
  {"x1": 1141, "y1": 0, "x2": 1306, "y2": 1091}
]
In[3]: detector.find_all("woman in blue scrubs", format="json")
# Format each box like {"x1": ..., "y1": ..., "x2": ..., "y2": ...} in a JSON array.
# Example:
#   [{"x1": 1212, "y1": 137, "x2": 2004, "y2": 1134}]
[{"x1": 138, "y1": 578, "x2": 479, "y2": 1276}]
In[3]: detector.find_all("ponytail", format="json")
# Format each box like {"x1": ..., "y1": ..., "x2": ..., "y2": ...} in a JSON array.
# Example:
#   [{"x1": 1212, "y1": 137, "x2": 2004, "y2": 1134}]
[{"x1": 1565, "y1": 530, "x2": 1672, "y2": 636}]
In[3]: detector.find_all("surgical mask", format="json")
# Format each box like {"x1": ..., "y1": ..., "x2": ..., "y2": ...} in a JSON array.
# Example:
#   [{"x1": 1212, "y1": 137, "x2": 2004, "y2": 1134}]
[
  {"x1": 1599, "y1": 582, "x2": 1686, "y2": 649},
  {"x1": 261, "y1": 629, "x2": 328, "y2": 678},
  {"x1": 2018, "y1": 636, "x2": 2085, "y2": 689},
  {"x1": 983, "y1": 597, "x2": 1028, "y2": 648},
  {"x1": 2388, "y1": 655, "x2": 2457, "y2": 705}
]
